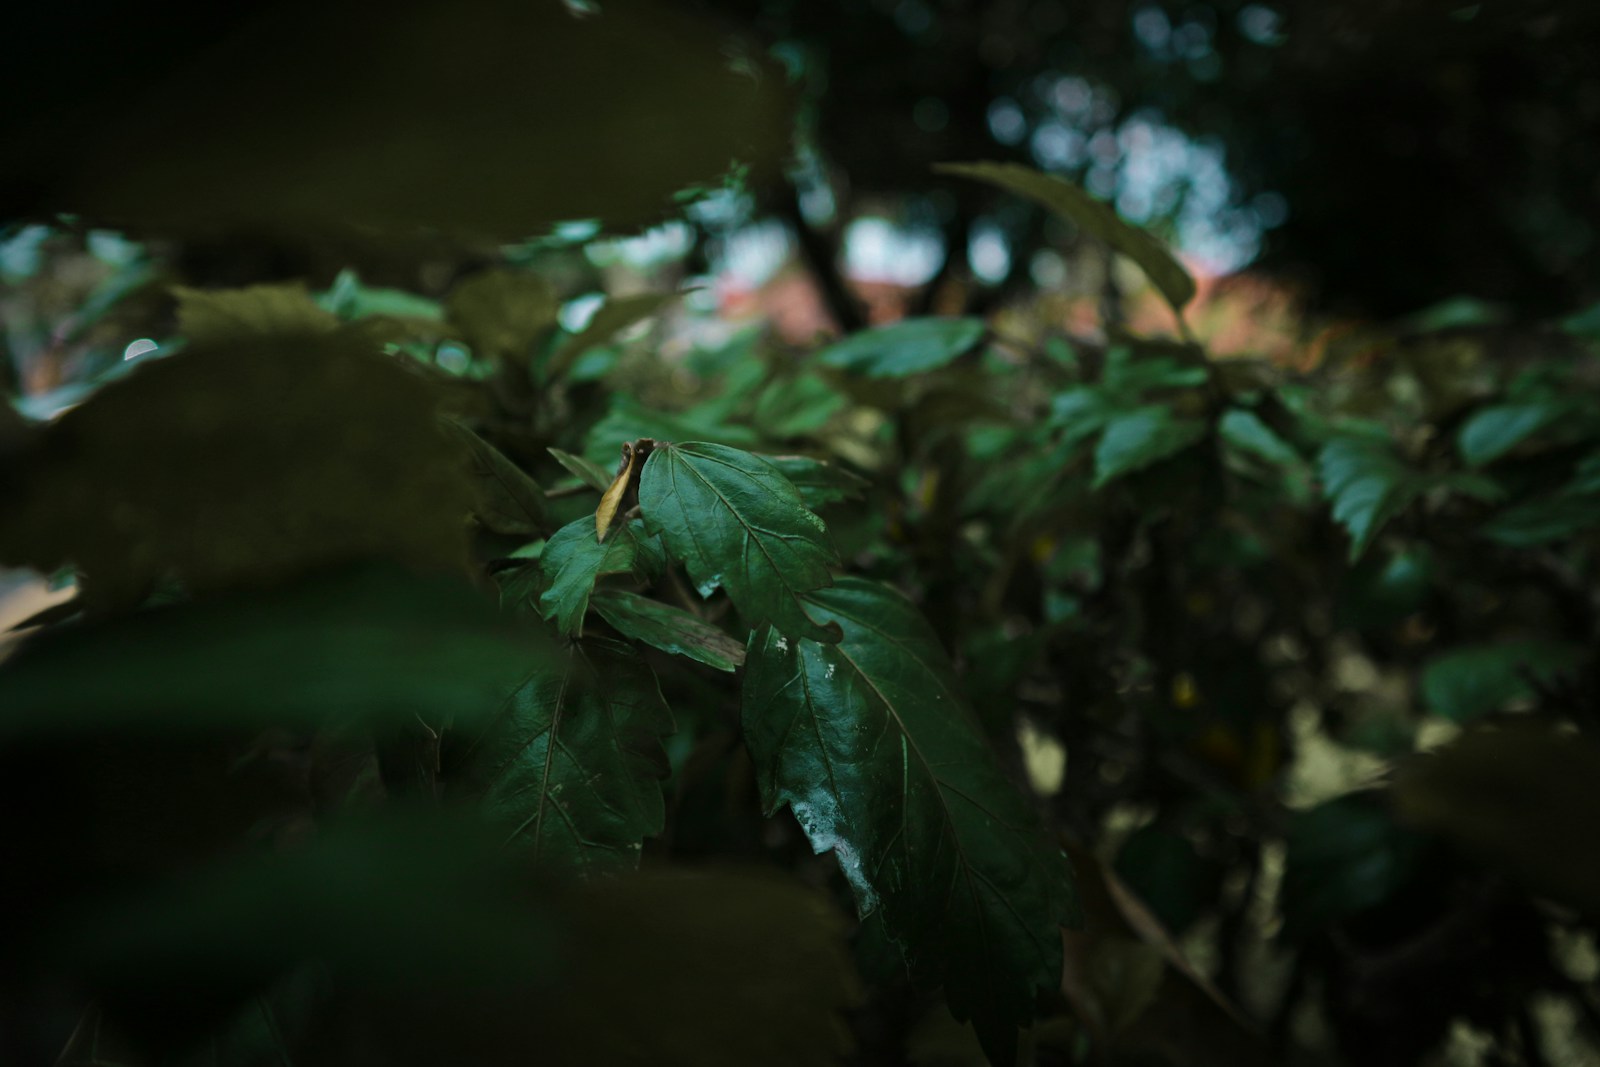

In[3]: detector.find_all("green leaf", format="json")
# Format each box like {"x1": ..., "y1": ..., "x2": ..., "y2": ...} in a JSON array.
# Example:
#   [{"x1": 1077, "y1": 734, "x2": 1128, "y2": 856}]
[
  {"x1": 319, "y1": 269, "x2": 443, "y2": 322},
  {"x1": 443, "y1": 636, "x2": 674, "y2": 874},
  {"x1": 1457, "y1": 401, "x2": 1564, "y2": 466},
  {"x1": 1338, "y1": 546, "x2": 1436, "y2": 629},
  {"x1": 441, "y1": 419, "x2": 546, "y2": 535},
  {"x1": 0, "y1": 338, "x2": 471, "y2": 608},
  {"x1": 1561, "y1": 302, "x2": 1600, "y2": 339},
  {"x1": 1482, "y1": 491, "x2": 1600, "y2": 546},
  {"x1": 639, "y1": 442, "x2": 841, "y2": 643},
  {"x1": 754, "y1": 373, "x2": 849, "y2": 437},
  {"x1": 1282, "y1": 796, "x2": 1423, "y2": 941},
  {"x1": 445, "y1": 269, "x2": 558, "y2": 363},
  {"x1": 591, "y1": 587, "x2": 746, "y2": 672},
  {"x1": 1101, "y1": 349, "x2": 1208, "y2": 395},
  {"x1": 548, "y1": 446, "x2": 614, "y2": 492},
  {"x1": 0, "y1": 567, "x2": 539, "y2": 741},
  {"x1": 937, "y1": 162, "x2": 1196, "y2": 317},
  {"x1": 538, "y1": 516, "x2": 663, "y2": 636},
  {"x1": 815, "y1": 317, "x2": 987, "y2": 378},
  {"x1": 1317, "y1": 438, "x2": 1417, "y2": 561},
  {"x1": 1092, "y1": 407, "x2": 1206, "y2": 488},
  {"x1": 1420, "y1": 640, "x2": 1582, "y2": 722},
  {"x1": 9, "y1": 4, "x2": 795, "y2": 240},
  {"x1": 173, "y1": 283, "x2": 339, "y2": 344},
  {"x1": 1219, "y1": 409, "x2": 1300, "y2": 466},
  {"x1": 545, "y1": 291, "x2": 681, "y2": 381},
  {"x1": 1048, "y1": 388, "x2": 1123, "y2": 448},
  {"x1": 767, "y1": 455, "x2": 870, "y2": 509},
  {"x1": 1434, "y1": 470, "x2": 1506, "y2": 503},
  {"x1": 742, "y1": 577, "x2": 1080, "y2": 1065},
  {"x1": 0, "y1": 399, "x2": 36, "y2": 457}
]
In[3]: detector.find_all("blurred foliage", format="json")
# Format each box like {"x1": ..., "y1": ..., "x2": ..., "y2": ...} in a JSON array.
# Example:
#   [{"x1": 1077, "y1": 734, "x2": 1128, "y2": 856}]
[
  {"x1": 6, "y1": 3, "x2": 1600, "y2": 1066},
  {"x1": 701, "y1": 0, "x2": 1600, "y2": 317},
  {"x1": 3, "y1": 0, "x2": 794, "y2": 242}
]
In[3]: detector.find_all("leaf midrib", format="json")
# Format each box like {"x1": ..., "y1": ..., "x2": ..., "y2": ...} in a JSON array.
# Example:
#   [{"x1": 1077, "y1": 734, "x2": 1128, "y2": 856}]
[
  {"x1": 660, "y1": 445, "x2": 827, "y2": 620},
  {"x1": 813, "y1": 596, "x2": 1054, "y2": 961}
]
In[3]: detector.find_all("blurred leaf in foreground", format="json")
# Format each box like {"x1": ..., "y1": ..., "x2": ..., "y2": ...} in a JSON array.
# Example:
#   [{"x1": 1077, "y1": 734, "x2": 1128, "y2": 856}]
[
  {"x1": 1394, "y1": 724, "x2": 1600, "y2": 918},
  {"x1": 0, "y1": 336, "x2": 471, "y2": 608},
  {"x1": 50, "y1": 813, "x2": 857, "y2": 1067},
  {"x1": 3, "y1": 0, "x2": 794, "y2": 239},
  {"x1": 0, "y1": 566, "x2": 539, "y2": 740}
]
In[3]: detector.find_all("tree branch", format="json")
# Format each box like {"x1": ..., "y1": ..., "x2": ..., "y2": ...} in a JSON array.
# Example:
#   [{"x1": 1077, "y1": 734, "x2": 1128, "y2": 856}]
[{"x1": 776, "y1": 182, "x2": 865, "y2": 334}]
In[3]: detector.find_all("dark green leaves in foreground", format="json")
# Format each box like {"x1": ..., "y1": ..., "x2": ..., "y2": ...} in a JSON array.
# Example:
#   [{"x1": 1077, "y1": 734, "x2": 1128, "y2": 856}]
[
  {"x1": 6, "y1": 1, "x2": 794, "y2": 239},
  {"x1": 54, "y1": 818, "x2": 858, "y2": 1067},
  {"x1": 442, "y1": 637, "x2": 673, "y2": 874},
  {"x1": 1420, "y1": 640, "x2": 1581, "y2": 722},
  {"x1": 591, "y1": 588, "x2": 746, "y2": 672},
  {"x1": 816, "y1": 317, "x2": 987, "y2": 378},
  {"x1": 742, "y1": 578, "x2": 1078, "y2": 1065},
  {"x1": 639, "y1": 442, "x2": 841, "y2": 643},
  {"x1": 0, "y1": 567, "x2": 537, "y2": 740}
]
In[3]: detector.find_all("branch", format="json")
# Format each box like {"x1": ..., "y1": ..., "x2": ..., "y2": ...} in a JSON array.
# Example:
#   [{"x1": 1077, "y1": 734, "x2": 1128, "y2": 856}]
[{"x1": 775, "y1": 182, "x2": 865, "y2": 334}]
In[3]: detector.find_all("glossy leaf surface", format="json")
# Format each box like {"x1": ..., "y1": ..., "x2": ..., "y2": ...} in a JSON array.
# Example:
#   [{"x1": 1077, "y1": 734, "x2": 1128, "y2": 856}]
[
  {"x1": 742, "y1": 577, "x2": 1078, "y2": 1065},
  {"x1": 639, "y1": 442, "x2": 841, "y2": 643},
  {"x1": 443, "y1": 636, "x2": 674, "y2": 874},
  {"x1": 538, "y1": 516, "x2": 662, "y2": 636},
  {"x1": 591, "y1": 588, "x2": 746, "y2": 672}
]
